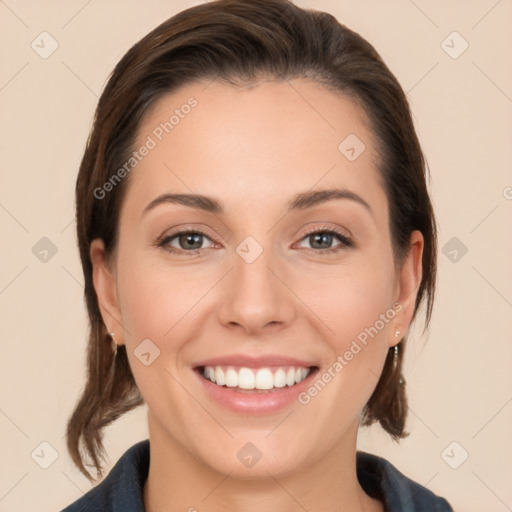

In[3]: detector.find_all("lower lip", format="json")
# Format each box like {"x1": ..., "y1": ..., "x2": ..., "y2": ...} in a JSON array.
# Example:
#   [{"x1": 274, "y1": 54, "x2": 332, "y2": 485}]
[{"x1": 195, "y1": 368, "x2": 318, "y2": 414}]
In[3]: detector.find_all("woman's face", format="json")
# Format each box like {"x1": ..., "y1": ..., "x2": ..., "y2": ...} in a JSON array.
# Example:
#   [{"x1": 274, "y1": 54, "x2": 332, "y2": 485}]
[{"x1": 92, "y1": 78, "x2": 422, "y2": 477}]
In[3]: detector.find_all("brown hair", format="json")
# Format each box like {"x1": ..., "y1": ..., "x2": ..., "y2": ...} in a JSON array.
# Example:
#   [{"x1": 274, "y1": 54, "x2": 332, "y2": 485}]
[{"x1": 67, "y1": 0, "x2": 437, "y2": 481}]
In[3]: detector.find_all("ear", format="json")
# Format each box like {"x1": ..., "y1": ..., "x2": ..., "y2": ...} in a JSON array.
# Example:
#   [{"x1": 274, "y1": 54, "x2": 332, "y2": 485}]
[
  {"x1": 90, "y1": 239, "x2": 124, "y2": 345},
  {"x1": 389, "y1": 230, "x2": 424, "y2": 347}
]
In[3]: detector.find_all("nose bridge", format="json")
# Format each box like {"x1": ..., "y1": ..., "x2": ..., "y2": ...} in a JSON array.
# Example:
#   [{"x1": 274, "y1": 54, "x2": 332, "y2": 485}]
[{"x1": 217, "y1": 236, "x2": 295, "y2": 333}]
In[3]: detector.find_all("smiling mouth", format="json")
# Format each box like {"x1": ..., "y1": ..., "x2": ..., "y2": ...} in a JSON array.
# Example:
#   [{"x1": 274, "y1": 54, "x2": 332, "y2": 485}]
[{"x1": 196, "y1": 365, "x2": 318, "y2": 393}]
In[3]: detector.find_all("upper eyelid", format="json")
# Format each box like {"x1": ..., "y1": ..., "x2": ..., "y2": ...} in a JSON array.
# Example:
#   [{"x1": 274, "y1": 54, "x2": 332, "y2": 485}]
[
  {"x1": 160, "y1": 220, "x2": 351, "y2": 238},
  {"x1": 158, "y1": 225, "x2": 220, "y2": 242},
  {"x1": 301, "y1": 225, "x2": 351, "y2": 238}
]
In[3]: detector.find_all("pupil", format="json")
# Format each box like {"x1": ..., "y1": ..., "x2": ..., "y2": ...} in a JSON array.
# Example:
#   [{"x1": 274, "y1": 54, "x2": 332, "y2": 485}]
[
  {"x1": 180, "y1": 233, "x2": 202, "y2": 249},
  {"x1": 311, "y1": 233, "x2": 332, "y2": 249}
]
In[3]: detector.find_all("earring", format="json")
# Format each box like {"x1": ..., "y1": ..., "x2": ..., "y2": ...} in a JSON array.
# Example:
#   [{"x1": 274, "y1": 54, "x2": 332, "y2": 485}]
[
  {"x1": 109, "y1": 332, "x2": 118, "y2": 357},
  {"x1": 394, "y1": 327, "x2": 400, "y2": 339},
  {"x1": 392, "y1": 343, "x2": 399, "y2": 370}
]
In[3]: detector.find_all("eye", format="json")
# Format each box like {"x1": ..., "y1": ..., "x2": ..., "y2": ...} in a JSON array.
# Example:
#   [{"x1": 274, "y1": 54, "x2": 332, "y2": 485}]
[
  {"x1": 157, "y1": 230, "x2": 215, "y2": 253},
  {"x1": 296, "y1": 228, "x2": 352, "y2": 253}
]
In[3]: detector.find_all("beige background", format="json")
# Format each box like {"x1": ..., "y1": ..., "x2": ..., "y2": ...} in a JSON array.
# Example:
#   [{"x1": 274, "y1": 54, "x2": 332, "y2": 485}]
[{"x1": 1, "y1": 0, "x2": 511, "y2": 511}]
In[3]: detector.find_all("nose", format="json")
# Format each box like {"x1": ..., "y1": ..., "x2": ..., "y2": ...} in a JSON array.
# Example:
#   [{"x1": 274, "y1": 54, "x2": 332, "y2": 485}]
[{"x1": 217, "y1": 246, "x2": 296, "y2": 336}]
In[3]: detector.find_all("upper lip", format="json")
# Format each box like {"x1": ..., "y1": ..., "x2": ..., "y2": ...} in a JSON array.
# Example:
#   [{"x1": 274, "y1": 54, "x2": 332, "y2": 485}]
[{"x1": 193, "y1": 354, "x2": 317, "y2": 369}]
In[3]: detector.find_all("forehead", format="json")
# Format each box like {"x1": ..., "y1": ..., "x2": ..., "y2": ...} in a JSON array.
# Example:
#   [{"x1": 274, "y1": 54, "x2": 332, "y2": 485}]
[{"x1": 124, "y1": 78, "x2": 386, "y2": 218}]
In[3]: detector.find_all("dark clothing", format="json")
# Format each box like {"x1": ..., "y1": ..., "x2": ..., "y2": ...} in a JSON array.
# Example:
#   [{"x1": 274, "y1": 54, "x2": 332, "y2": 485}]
[{"x1": 61, "y1": 439, "x2": 453, "y2": 511}]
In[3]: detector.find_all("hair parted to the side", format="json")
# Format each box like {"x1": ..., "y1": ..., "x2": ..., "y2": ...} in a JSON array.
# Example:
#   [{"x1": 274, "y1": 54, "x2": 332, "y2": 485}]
[{"x1": 67, "y1": 0, "x2": 437, "y2": 481}]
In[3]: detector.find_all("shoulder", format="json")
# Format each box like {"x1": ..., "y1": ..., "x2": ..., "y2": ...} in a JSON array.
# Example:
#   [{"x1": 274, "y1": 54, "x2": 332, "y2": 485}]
[
  {"x1": 356, "y1": 451, "x2": 453, "y2": 512},
  {"x1": 60, "y1": 439, "x2": 150, "y2": 512}
]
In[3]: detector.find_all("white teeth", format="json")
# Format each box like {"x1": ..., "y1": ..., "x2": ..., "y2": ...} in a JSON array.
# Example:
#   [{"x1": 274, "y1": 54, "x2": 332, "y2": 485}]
[
  {"x1": 274, "y1": 368, "x2": 287, "y2": 388},
  {"x1": 255, "y1": 368, "x2": 274, "y2": 389},
  {"x1": 215, "y1": 367, "x2": 225, "y2": 386},
  {"x1": 238, "y1": 367, "x2": 255, "y2": 389},
  {"x1": 202, "y1": 365, "x2": 312, "y2": 390},
  {"x1": 225, "y1": 368, "x2": 238, "y2": 387}
]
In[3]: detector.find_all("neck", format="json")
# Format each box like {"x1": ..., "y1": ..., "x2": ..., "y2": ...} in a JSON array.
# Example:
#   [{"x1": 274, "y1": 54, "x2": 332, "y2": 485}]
[{"x1": 143, "y1": 417, "x2": 383, "y2": 512}]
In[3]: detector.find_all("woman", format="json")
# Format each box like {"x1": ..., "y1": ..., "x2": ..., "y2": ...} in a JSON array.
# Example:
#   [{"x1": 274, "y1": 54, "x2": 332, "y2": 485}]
[{"x1": 62, "y1": 0, "x2": 453, "y2": 510}]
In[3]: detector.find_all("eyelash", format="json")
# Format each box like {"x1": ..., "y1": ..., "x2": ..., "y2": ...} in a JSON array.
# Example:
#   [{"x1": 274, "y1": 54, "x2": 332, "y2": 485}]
[
  {"x1": 300, "y1": 226, "x2": 353, "y2": 253},
  {"x1": 156, "y1": 226, "x2": 353, "y2": 256}
]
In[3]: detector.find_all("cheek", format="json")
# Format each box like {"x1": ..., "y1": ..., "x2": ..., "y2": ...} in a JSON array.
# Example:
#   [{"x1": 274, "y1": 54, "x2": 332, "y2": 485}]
[
  {"x1": 114, "y1": 254, "x2": 207, "y2": 417},
  {"x1": 293, "y1": 251, "x2": 396, "y2": 401},
  {"x1": 294, "y1": 253, "x2": 397, "y2": 347},
  {"x1": 295, "y1": 278, "x2": 395, "y2": 442},
  {"x1": 116, "y1": 251, "x2": 214, "y2": 343}
]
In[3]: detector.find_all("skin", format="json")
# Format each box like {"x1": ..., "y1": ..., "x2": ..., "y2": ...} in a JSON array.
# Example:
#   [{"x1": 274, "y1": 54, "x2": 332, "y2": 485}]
[{"x1": 91, "y1": 78, "x2": 423, "y2": 512}]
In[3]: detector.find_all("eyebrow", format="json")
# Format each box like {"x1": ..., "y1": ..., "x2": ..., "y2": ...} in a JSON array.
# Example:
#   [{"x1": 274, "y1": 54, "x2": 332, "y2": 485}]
[
  {"x1": 288, "y1": 189, "x2": 372, "y2": 217},
  {"x1": 142, "y1": 188, "x2": 373, "y2": 218},
  {"x1": 143, "y1": 193, "x2": 223, "y2": 215}
]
